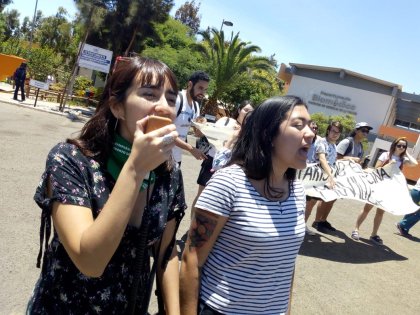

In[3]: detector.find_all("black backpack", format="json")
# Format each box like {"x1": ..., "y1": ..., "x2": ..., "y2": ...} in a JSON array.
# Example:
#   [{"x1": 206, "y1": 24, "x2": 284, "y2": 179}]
[
  {"x1": 176, "y1": 91, "x2": 198, "y2": 117},
  {"x1": 343, "y1": 136, "x2": 363, "y2": 158}
]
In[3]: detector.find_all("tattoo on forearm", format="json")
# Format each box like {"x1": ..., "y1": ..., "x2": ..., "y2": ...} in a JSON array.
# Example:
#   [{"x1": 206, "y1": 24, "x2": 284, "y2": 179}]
[{"x1": 189, "y1": 213, "x2": 217, "y2": 250}]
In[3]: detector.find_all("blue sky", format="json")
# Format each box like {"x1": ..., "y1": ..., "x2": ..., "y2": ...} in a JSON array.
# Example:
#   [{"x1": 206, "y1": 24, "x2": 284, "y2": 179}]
[{"x1": 7, "y1": 0, "x2": 420, "y2": 93}]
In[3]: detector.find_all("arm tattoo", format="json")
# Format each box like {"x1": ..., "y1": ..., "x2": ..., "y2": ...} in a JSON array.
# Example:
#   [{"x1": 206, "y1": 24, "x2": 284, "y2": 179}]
[{"x1": 189, "y1": 212, "x2": 218, "y2": 250}]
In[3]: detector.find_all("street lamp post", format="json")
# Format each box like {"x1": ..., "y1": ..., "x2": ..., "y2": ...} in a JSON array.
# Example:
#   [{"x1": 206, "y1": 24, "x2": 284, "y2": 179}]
[
  {"x1": 29, "y1": 0, "x2": 39, "y2": 49},
  {"x1": 220, "y1": 19, "x2": 233, "y2": 32}
]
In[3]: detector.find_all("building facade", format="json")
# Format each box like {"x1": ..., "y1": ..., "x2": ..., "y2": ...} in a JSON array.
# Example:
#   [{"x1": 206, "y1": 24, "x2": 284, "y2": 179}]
[{"x1": 279, "y1": 63, "x2": 420, "y2": 182}]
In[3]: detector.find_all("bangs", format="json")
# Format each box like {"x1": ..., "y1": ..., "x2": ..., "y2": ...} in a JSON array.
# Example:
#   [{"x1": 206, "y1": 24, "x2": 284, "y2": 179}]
[{"x1": 134, "y1": 59, "x2": 178, "y2": 93}]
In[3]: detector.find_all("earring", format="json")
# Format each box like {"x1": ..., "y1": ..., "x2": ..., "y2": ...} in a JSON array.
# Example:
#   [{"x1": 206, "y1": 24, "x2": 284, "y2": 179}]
[{"x1": 114, "y1": 117, "x2": 119, "y2": 132}]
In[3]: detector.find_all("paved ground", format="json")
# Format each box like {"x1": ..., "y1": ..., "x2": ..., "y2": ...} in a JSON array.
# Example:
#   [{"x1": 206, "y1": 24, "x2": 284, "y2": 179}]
[{"x1": 0, "y1": 98, "x2": 419, "y2": 314}]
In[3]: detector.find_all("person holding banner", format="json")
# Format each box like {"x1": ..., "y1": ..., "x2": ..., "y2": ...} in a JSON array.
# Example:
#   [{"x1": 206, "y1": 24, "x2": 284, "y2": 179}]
[
  {"x1": 396, "y1": 178, "x2": 420, "y2": 237},
  {"x1": 309, "y1": 121, "x2": 343, "y2": 233},
  {"x1": 180, "y1": 96, "x2": 314, "y2": 315},
  {"x1": 351, "y1": 137, "x2": 418, "y2": 244},
  {"x1": 27, "y1": 57, "x2": 186, "y2": 314},
  {"x1": 306, "y1": 121, "x2": 321, "y2": 163},
  {"x1": 212, "y1": 100, "x2": 254, "y2": 171},
  {"x1": 312, "y1": 121, "x2": 372, "y2": 232},
  {"x1": 305, "y1": 121, "x2": 321, "y2": 235}
]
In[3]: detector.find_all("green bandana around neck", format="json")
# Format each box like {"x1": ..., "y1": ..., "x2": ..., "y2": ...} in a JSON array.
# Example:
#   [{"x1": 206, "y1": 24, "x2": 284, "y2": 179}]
[{"x1": 106, "y1": 133, "x2": 155, "y2": 191}]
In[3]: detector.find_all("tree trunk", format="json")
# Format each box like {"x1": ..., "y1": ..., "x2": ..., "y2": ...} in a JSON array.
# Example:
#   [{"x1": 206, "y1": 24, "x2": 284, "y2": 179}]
[
  {"x1": 201, "y1": 97, "x2": 219, "y2": 116},
  {"x1": 124, "y1": 24, "x2": 139, "y2": 57}
]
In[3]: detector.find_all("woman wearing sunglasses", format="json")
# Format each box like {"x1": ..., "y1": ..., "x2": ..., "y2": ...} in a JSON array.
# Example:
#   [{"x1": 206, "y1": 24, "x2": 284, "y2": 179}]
[
  {"x1": 351, "y1": 137, "x2": 418, "y2": 245},
  {"x1": 312, "y1": 122, "x2": 372, "y2": 233}
]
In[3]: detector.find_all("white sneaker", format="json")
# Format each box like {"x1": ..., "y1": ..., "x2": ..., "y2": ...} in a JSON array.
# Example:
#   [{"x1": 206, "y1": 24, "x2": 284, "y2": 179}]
[{"x1": 305, "y1": 226, "x2": 316, "y2": 235}]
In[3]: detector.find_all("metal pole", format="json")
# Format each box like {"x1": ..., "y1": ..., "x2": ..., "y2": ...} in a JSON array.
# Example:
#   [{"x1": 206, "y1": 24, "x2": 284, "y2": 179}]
[
  {"x1": 59, "y1": 5, "x2": 95, "y2": 112},
  {"x1": 29, "y1": 0, "x2": 39, "y2": 49}
]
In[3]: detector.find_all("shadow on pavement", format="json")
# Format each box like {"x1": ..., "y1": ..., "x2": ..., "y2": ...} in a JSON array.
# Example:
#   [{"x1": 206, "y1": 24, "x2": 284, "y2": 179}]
[
  {"x1": 299, "y1": 229, "x2": 408, "y2": 264},
  {"x1": 393, "y1": 232, "x2": 420, "y2": 243}
]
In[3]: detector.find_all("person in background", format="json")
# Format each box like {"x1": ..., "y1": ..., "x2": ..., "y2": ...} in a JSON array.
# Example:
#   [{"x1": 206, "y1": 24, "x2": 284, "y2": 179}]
[
  {"x1": 305, "y1": 121, "x2": 322, "y2": 235},
  {"x1": 306, "y1": 121, "x2": 342, "y2": 235},
  {"x1": 27, "y1": 57, "x2": 186, "y2": 314},
  {"x1": 13, "y1": 62, "x2": 27, "y2": 102},
  {"x1": 191, "y1": 116, "x2": 216, "y2": 217},
  {"x1": 192, "y1": 101, "x2": 254, "y2": 218},
  {"x1": 351, "y1": 137, "x2": 418, "y2": 245},
  {"x1": 312, "y1": 122, "x2": 372, "y2": 233},
  {"x1": 306, "y1": 121, "x2": 321, "y2": 163},
  {"x1": 173, "y1": 71, "x2": 209, "y2": 166},
  {"x1": 212, "y1": 100, "x2": 254, "y2": 171},
  {"x1": 180, "y1": 96, "x2": 314, "y2": 315},
  {"x1": 396, "y1": 177, "x2": 420, "y2": 237}
]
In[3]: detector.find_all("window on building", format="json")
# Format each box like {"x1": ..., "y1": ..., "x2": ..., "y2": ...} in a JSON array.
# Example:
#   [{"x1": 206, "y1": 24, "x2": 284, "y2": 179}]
[{"x1": 395, "y1": 119, "x2": 410, "y2": 129}]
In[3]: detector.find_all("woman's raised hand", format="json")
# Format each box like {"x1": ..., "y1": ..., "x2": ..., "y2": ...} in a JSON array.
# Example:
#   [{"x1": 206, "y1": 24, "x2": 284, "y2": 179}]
[{"x1": 129, "y1": 116, "x2": 178, "y2": 173}]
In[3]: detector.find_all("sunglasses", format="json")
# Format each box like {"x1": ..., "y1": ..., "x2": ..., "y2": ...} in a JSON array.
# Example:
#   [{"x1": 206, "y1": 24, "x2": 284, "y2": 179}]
[
  {"x1": 360, "y1": 128, "x2": 370, "y2": 134},
  {"x1": 311, "y1": 127, "x2": 318, "y2": 131},
  {"x1": 396, "y1": 144, "x2": 407, "y2": 149}
]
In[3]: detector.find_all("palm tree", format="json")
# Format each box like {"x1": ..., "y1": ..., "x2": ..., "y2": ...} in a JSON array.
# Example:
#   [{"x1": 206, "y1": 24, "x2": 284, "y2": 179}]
[{"x1": 196, "y1": 27, "x2": 273, "y2": 115}]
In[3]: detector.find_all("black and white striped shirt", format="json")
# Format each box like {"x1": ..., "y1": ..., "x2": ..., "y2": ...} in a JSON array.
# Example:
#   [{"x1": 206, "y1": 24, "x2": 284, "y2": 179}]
[{"x1": 196, "y1": 164, "x2": 306, "y2": 315}]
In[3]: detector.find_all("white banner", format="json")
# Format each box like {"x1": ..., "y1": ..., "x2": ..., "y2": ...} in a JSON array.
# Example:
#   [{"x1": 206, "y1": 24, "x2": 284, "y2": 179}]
[
  {"x1": 78, "y1": 43, "x2": 113, "y2": 73},
  {"x1": 191, "y1": 121, "x2": 234, "y2": 151},
  {"x1": 297, "y1": 160, "x2": 419, "y2": 215}
]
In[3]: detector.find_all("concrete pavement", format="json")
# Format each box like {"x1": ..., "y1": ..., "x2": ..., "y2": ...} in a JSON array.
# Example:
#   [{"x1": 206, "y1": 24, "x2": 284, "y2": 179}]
[{"x1": 0, "y1": 97, "x2": 419, "y2": 315}]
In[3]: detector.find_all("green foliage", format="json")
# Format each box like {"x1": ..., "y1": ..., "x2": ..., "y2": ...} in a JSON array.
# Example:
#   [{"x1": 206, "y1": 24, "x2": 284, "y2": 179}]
[
  {"x1": 50, "y1": 82, "x2": 65, "y2": 91},
  {"x1": 220, "y1": 68, "x2": 282, "y2": 112},
  {"x1": 310, "y1": 112, "x2": 356, "y2": 140},
  {"x1": 26, "y1": 46, "x2": 63, "y2": 81},
  {"x1": 195, "y1": 28, "x2": 275, "y2": 114},
  {"x1": 142, "y1": 18, "x2": 207, "y2": 87},
  {"x1": 174, "y1": 0, "x2": 201, "y2": 35},
  {"x1": 2, "y1": 9, "x2": 20, "y2": 39},
  {"x1": 73, "y1": 75, "x2": 94, "y2": 96},
  {"x1": 0, "y1": 0, "x2": 13, "y2": 13},
  {"x1": 77, "y1": 0, "x2": 174, "y2": 57},
  {"x1": 35, "y1": 7, "x2": 76, "y2": 60}
]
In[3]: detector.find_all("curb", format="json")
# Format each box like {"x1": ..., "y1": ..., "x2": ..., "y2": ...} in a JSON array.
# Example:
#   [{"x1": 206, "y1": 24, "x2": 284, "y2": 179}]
[{"x1": 0, "y1": 97, "x2": 91, "y2": 121}]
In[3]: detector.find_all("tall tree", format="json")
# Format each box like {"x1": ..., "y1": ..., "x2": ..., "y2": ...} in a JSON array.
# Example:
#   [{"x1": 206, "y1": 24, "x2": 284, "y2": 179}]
[
  {"x1": 0, "y1": 0, "x2": 12, "y2": 13},
  {"x1": 74, "y1": 0, "x2": 173, "y2": 57},
  {"x1": 196, "y1": 28, "x2": 274, "y2": 115},
  {"x1": 142, "y1": 17, "x2": 206, "y2": 87},
  {"x1": 35, "y1": 7, "x2": 74, "y2": 59},
  {"x1": 174, "y1": 0, "x2": 201, "y2": 35},
  {"x1": 2, "y1": 9, "x2": 20, "y2": 39}
]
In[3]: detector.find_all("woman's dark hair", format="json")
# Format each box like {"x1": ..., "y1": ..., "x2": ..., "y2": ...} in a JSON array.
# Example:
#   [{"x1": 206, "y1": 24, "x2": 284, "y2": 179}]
[
  {"x1": 228, "y1": 96, "x2": 307, "y2": 197},
  {"x1": 232, "y1": 100, "x2": 253, "y2": 120},
  {"x1": 325, "y1": 121, "x2": 343, "y2": 137},
  {"x1": 68, "y1": 57, "x2": 178, "y2": 164},
  {"x1": 389, "y1": 137, "x2": 408, "y2": 158}
]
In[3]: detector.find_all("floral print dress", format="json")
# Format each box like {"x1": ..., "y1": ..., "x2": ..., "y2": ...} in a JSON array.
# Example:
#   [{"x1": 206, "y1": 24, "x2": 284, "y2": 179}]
[{"x1": 27, "y1": 142, "x2": 186, "y2": 314}]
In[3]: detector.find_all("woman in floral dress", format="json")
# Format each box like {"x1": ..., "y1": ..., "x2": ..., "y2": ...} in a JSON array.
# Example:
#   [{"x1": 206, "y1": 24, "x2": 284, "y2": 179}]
[{"x1": 27, "y1": 57, "x2": 186, "y2": 314}]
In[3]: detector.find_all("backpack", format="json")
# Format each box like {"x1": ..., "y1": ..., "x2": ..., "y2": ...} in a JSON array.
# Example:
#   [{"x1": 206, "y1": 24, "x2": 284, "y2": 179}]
[
  {"x1": 176, "y1": 91, "x2": 198, "y2": 117},
  {"x1": 343, "y1": 137, "x2": 363, "y2": 158},
  {"x1": 14, "y1": 67, "x2": 25, "y2": 81}
]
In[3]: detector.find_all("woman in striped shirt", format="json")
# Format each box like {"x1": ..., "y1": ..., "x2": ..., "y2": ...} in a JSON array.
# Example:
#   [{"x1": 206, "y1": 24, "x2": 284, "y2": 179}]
[{"x1": 180, "y1": 96, "x2": 315, "y2": 315}]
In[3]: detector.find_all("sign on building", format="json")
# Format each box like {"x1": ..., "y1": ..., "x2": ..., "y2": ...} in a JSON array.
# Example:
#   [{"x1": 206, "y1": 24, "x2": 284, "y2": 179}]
[{"x1": 78, "y1": 43, "x2": 113, "y2": 74}]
